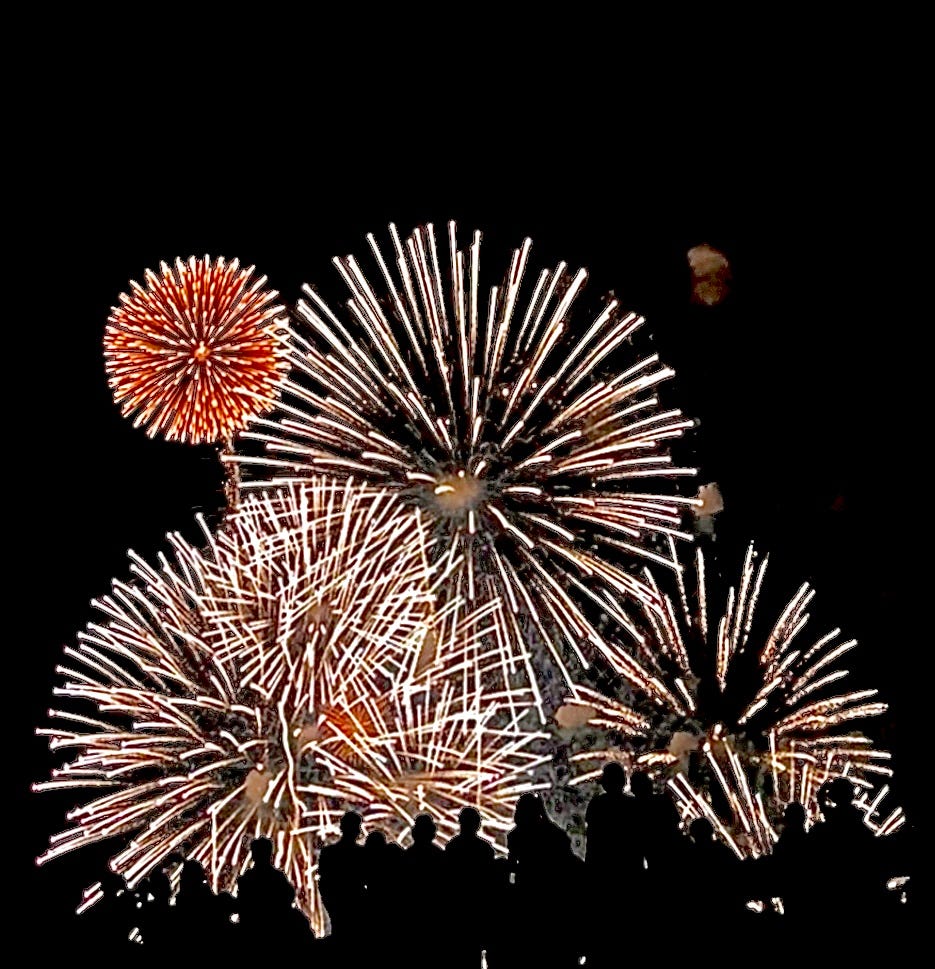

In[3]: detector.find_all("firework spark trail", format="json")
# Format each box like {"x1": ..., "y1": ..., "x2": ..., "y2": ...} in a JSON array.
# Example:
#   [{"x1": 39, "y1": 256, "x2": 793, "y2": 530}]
[
  {"x1": 564, "y1": 541, "x2": 897, "y2": 853},
  {"x1": 666, "y1": 736, "x2": 905, "y2": 859},
  {"x1": 35, "y1": 481, "x2": 547, "y2": 934},
  {"x1": 104, "y1": 256, "x2": 291, "y2": 444},
  {"x1": 227, "y1": 223, "x2": 698, "y2": 715}
]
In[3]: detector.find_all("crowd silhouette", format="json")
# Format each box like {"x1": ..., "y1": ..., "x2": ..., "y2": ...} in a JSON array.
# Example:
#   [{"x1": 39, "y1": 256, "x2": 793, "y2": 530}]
[{"x1": 70, "y1": 771, "x2": 917, "y2": 966}]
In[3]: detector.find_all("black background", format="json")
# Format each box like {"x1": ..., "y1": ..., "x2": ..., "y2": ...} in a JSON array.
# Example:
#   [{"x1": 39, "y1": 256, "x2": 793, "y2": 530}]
[{"x1": 11, "y1": 27, "x2": 926, "y2": 943}]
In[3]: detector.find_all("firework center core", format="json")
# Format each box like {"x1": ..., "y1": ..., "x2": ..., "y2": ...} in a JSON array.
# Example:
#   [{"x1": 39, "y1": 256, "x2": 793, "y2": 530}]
[{"x1": 431, "y1": 471, "x2": 485, "y2": 514}]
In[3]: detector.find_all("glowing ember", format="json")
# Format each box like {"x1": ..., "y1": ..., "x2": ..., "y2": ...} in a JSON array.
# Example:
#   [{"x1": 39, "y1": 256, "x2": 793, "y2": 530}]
[
  {"x1": 694, "y1": 482, "x2": 724, "y2": 517},
  {"x1": 688, "y1": 243, "x2": 731, "y2": 306},
  {"x1": 432, "y1": 471, "x2": 486, "y2": 515}
]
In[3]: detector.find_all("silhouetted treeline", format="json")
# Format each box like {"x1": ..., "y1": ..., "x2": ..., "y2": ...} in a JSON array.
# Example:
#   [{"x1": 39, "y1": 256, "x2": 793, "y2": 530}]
[{"x1": 65, "y1": 773, "x2": 918, "y2": 966}]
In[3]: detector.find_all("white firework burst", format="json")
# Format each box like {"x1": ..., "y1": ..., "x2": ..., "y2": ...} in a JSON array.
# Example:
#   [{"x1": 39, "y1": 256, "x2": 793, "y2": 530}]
[
  {"x1": 34, "y1": 480, "x2": 548, "y2": 934},
  {"x1": 561, "y1": 542, "x2": 897, "y2": 853},
  {"x1": 227, "y1": 221, "x2": 697, "y2": 717}
]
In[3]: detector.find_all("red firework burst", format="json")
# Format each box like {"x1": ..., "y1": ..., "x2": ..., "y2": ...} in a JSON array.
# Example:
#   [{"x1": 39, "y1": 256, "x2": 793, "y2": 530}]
[{"x1": 104, "y1": 256, "x2": 290, "y2": 444}]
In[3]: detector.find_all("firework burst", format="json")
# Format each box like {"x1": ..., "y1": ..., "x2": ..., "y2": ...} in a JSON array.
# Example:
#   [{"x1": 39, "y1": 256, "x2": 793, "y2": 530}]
[
  {"x1": 103, "y1": 256, "x2": 291, "y2": 444},
  {"x1": 562, "y1": 542, "x2": 897, "y2": 854},
  {"x1": 34, "y1": 481, "x2": 547, "y2": 933},
  {"x1": 228, "y1": 222, "x2": 697, "y2": 714}
]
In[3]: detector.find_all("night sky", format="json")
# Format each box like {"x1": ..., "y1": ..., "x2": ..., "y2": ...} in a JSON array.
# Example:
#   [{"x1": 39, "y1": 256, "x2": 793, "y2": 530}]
[{"x1": 12, "y1": 47, "x2": 925, "y2": 942}]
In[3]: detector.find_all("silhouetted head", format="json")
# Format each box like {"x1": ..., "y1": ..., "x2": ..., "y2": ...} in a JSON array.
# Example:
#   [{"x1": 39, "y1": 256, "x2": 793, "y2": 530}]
[
  {"x1": 365, "y1": 830, "x2": 387, "y2": 850},
  {"x1": 180, "y1": 860, "x2": 207, "y2": 890},
  {"x1": 218, "y1": 890, "x2": 237, "y2": 917},
  {"x1": 689, "y1": 817, "x2": 715, "y2": 843},
  {"x1": 250, "y1": 836, "x2": 274, "y2": 865},
  {"x1": 629, "y1": 770, "x2": 653, "y2": 798},
  {"x1": 340, "y1": 810, "x2": 363, "y2": 840},
  {"x1": 458, "y1": 806, "x2": 482, "y2": 836},
  {"x1": 783, "y1": 802, "x2": 807, "y2": 829},
  {"x1": 412, "y1": 814, "x2": 437, "y2": 845},
  {"x1": 100, "y1": 871, "x2": 126, "y2": 896},
  {"x1": 149, "y1": 870, "x2": 171, "y2": 903},
  {"x1": 600, "y1": 762, "x2": 626, "y2": 794},
  {"x1": 826, "y1": 777, "x2": 854, "y2": 808},
  {"x1": 515, "y1": 792, "x2": 544, "y2": 827}
]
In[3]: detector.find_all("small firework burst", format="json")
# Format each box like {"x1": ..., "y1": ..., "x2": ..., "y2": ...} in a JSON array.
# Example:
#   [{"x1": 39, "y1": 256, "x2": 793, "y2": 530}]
[
  {"x1": 34, "y1": 481, "x2": 547, "y2": 934},
  {"x1": 228, "y1": 222, "x2": 697, "y2": 716},
  {"x1": 562, "y1": 542, "x2": 897, "y2": 853},
  {"x1": 103, "y1": 256, "x2": 291, "y2": 444}
]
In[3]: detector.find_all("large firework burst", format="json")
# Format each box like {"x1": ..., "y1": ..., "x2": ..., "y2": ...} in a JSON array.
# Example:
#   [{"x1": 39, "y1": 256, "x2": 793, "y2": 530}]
[
  {"x1": 103, "y1": 256, "x2": 291, "y2": 445},
  {"x1": 228, "y1": 222, "x2": 697, "y2": 713},
  {"x1": 560, "y1": 542, "x2": 897, "y2": 854},
  {"x1": 35, "y1": 481, "x2": 548, "y2": 934}
]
